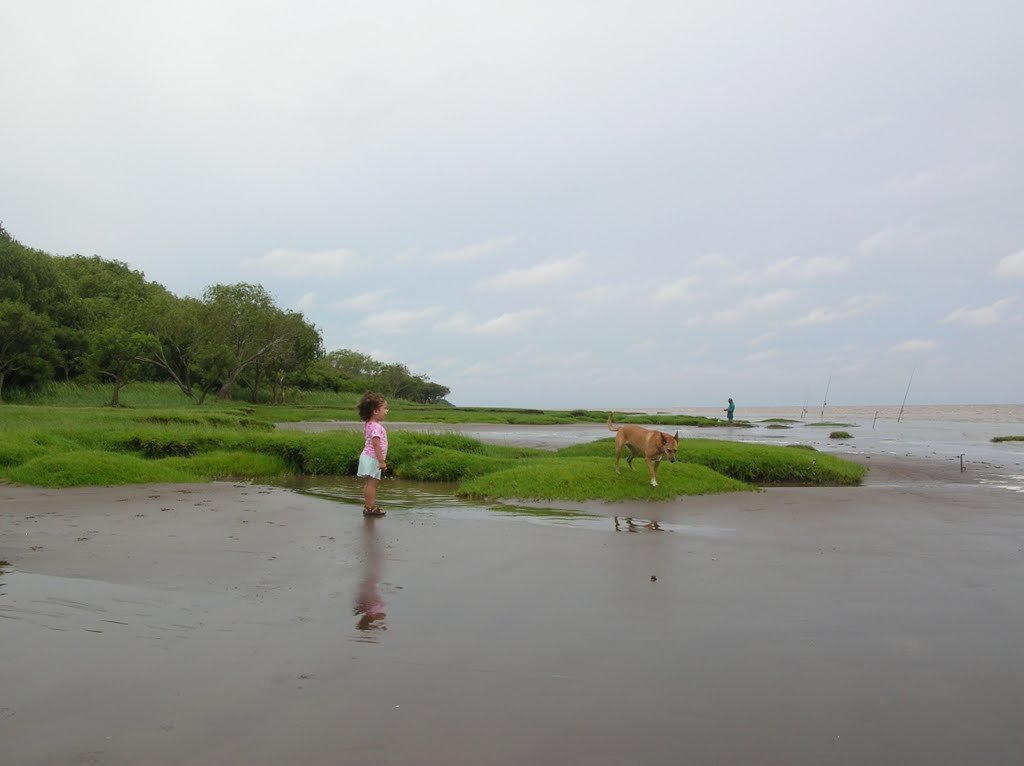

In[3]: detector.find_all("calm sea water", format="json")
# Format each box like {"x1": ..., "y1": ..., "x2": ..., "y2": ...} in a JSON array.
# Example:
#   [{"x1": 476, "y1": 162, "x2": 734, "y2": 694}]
[{"x1": 653, "y1": 403, "x2": 1024, "y2": 425}]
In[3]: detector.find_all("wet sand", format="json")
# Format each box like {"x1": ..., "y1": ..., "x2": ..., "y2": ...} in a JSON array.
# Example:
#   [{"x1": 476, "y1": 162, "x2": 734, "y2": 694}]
[{"x1": 2, "y1": 435, "x2": 1023, "y2": 765}]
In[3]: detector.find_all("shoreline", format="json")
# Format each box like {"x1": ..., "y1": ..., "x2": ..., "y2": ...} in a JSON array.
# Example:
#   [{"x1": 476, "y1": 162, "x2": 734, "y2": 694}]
[{"x1": 2, "y1": 429, "x2": 1023, "y2": 765}]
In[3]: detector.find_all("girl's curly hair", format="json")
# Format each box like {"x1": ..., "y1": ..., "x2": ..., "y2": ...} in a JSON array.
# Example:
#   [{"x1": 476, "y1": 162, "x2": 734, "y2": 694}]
[{"x1": 357, "y1": 391, "x2": 387, "y2": 421}]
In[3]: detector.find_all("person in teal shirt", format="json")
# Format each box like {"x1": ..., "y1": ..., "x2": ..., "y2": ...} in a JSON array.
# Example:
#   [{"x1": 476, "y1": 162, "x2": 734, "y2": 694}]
[{"x1": 724, "y1": 398, "x2": 735, "y2": 422}]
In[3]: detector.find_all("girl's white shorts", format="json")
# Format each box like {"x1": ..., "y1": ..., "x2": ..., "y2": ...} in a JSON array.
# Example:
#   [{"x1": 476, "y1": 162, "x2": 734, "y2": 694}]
[{"x1": 357, "y1": 454, "x2": 382, "y2": 479}]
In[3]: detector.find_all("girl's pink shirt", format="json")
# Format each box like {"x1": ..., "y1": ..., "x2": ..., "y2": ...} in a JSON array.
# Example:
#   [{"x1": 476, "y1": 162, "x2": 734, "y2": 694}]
[{"x1": 362, "y1": 421, "x2": 388, "y2": 458}]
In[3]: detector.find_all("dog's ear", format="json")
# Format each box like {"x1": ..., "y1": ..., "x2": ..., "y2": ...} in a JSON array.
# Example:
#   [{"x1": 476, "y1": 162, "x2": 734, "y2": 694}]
[{"x1": 673, "y1": 430, "x2": 679, "y2": 439}]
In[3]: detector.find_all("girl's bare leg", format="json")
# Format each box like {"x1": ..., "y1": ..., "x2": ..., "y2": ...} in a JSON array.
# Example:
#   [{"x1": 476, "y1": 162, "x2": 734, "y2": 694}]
[{"x1": 364, "y1": 477, "x2": 380, "y2": 509}]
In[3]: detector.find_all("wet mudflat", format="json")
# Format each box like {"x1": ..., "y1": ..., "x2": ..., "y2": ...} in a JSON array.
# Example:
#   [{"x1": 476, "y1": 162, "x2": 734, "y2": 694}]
[{"x1": 2, "y1": 452, "x2": 1023, "y2": 764}]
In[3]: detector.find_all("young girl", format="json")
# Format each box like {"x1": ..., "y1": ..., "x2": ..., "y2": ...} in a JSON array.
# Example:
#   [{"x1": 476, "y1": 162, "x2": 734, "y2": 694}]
[{"x1": 356, "y1": 392, "x2": 389, "y2": 517}]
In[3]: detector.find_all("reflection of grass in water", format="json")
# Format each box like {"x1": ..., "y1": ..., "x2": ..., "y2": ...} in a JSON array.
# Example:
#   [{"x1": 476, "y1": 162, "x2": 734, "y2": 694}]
[
  {"x1": 765, "y1": 424, "x2": 791, "y2": 429},
  {"x1": 761, "y1": 418, "x2": 801, "y2": 423},
  {"x1": 487, "y1": 506, "x2": 596, "y2": 519}
]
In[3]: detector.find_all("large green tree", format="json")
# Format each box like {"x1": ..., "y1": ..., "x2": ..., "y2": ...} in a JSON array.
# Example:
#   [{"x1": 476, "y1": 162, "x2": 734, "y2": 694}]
[
  {"x1": 137, "y1": 292, "x2": 213, "y2": 403},
  {"x1": 0, "y1": 299, "x2": 56, "y2": 403},
  {"x1": 245, "y1": 311, "x2": 324, "y2": 404},
  {"x1": 56, "y1": 255, "x2": 165, "y2": 397},
  {"x1": 202, "y1": 283, "x2": 319, "y2": 401},
  {"x1": 85, "y1": 326, "x2": 158, "y2": 406}
]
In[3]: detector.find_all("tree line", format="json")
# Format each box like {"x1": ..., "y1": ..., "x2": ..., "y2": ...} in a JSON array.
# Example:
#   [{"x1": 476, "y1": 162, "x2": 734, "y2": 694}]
[{"x1": 0, "y1": 224, "x2": 450, "y2": 406}]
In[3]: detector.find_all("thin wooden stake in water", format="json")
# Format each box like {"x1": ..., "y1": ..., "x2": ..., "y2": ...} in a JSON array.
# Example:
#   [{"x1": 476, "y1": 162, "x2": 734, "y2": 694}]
[{"x1": 897, "y1": 364, "x2": 916, "y2": 423}]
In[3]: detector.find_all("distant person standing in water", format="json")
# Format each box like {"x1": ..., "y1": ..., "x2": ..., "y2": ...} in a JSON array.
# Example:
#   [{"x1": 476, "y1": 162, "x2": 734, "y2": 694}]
[
  {"x1": 356, "y1": 391, "x2": 389, "y2": 517},
  {"x1": 724, "y1": 398, "x2": 735, "y2": 422}
]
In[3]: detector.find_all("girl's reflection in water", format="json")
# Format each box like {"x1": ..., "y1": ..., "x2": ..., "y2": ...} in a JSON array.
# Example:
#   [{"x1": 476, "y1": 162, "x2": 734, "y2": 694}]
[{"x1": 353, "y1": 517, "x2": 387, "y2": 636}]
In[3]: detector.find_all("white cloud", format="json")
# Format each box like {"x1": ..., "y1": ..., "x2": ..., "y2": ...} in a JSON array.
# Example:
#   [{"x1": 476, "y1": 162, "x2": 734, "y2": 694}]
[
  {"x1": 711, "y1": 307, "x2": 744, "y2": 323},
  {"x1": 858, "y1": 222, "x2": 942, "y2": 255},
  {"x1": 796, "y1": 256, "x2": 851, "y2": 279},
  {"x1": 695, "y1": 289, "x2": 796, "y2": 325},
  {"x1": 749, "y1": 331, "x2": 777, "y2": 345},
  {"x1": 360, "y1": 307, "x2": 442, "y2": 334},
  {"x1": 574, "y1": 285, "x2": 617, "y2": 307},
  {"x1": 943, "y1": 297, "x2": 1019, "y2": 326},
  {"x1": 653, "y1": 276, "x2": 695, "y2": 304},
  {"x1": 434, "y1": 311, "x2": 473, "y2": 332},
  {"x1": 746, "y1": 288, "x2": 797, "y2": 311},
  {"x1": 994, "y1": 250, "x2": 1024, "y2": 280},
  {"x1": 469, "y1": 308, "x2": 545, "y2": 335},
  {"x1": 791, "y1": 308, "x2": 847, "y2": 327},
  {"x1": 296, "y1": 292, "x2": 315, "y2": 310},
  {"x1": 476, "y1": 252, "x2": 585, "y2": 289},
  {"x1": 738, "y1": 256, "x2": 850, "y2": 284},
  {"x1": 790, "y1": 294, "x2": 888, "y2": 327},
  {"x1": 745, "y1": 350, "x2": 777, "y2": 362},
  {"x1": 891, "y1": 339, "x2": 936, "y2": 353},
  {"x1": 431, "y1": 236, "x2": 517, "y2": 263},
  {"x1": 337, "y1": 289, "x2": 392, "y2": 310},
  {"x1": 245, "y1": 248, "x2": 359, "y2": 278}
]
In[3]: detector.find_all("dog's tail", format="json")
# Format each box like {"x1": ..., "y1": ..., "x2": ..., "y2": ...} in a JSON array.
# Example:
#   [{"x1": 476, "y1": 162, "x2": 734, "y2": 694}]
[{"x1": 607, "y1": 412, "x2": 620, "y2": 432}]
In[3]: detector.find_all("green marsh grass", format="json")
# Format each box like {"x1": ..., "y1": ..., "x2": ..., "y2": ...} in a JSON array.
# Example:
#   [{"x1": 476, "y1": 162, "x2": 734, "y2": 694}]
[
  {"x1": 1, "y1": 393, "x2": 866, "y2": 498},
  {"x1": 829, "y1": 431, "x2": 853, "y2": 439},
  {"x1": 457, "y1": 458, "x2": 755, "y2": 502},
  {"x1": 6, "y1": 450, "x2": 200, "y2": 487},
  {"x1": 992, "y1": 435, "x2": 1024, "y2": 442},
  {"x1": 555, "y1": 438, "x2": 864, "y2": 486}
]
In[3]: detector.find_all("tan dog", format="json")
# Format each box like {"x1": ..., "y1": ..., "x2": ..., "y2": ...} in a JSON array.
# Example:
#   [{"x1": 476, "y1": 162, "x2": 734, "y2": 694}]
[{"x1": 607, "y1": 413, "x2": 679, "y2": 487}]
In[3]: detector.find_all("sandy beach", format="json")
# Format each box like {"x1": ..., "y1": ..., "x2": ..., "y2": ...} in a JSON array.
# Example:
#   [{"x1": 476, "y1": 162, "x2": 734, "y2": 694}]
[{"x1": 2, "y1": 424, "x2": 1023, "y2": 765}]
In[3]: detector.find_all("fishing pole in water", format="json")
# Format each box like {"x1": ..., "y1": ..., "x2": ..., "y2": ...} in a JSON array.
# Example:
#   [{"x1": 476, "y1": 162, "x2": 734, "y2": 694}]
[
  {"x1": 820, "y1": 372, "x2": 832, "y2": 422},
  {"x1": 897, "y1": 364, "x2": 916, "y2": 423}
]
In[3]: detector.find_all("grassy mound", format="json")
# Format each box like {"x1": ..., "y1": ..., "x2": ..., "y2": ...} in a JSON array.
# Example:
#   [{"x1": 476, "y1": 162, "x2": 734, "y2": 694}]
[
  {"x1": 7, "y1": 451, "x2": 200, "y2": 487},
  {"x1": 556, "y1": 438, "x2": 865, "y2": 486},
  {"x1": 457, "y1": 458, "x2": 755, "y2": 502}
]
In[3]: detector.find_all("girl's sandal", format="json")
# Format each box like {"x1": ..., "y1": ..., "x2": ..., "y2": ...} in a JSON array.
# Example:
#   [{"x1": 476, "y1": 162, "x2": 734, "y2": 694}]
[{"x1": 362, "y1": 506, "x2": 387, "y2": 517}]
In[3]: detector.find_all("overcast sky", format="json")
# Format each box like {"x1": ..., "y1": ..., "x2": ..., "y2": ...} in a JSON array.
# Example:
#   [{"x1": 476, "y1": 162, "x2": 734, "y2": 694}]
[{"x1": 2, "y1": 1, "x2": 1022, "y2": 408}]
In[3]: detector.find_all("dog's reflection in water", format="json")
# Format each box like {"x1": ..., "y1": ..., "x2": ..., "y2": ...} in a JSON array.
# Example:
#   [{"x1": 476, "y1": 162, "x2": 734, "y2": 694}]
[
  {"x1": 613, "y1": 516, "x2": 663, "y2": 533},
  {"x1": 353, "y1": 517, "x2": 386, "y2": 634}
]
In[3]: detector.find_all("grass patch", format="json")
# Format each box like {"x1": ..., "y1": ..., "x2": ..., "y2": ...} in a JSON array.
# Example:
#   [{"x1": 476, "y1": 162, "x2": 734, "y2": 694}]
[
  {"x1": 457, "y1": 458, "x2": 755, "y2": 502},
  {"x1": 829, "y1": 431, "x2": 853, "y2": 439},
  {"x1": 555, "y1": 438, "x2": 864, "y2": 486},
  {"x1": 161, "y1": 451, "x2": 290, "y2": 480},
  {"x1": 765, "y1": 424, "x2": 791, "y2": 429},
  {"x1": 806, "y1": 422, "x2": 856, "y2": 428},
  {"x1": 992, "y1": 435, "x2": 1024, "y2": 443},
  {"x1": 761, "y1": 418, "x2": 801, "y2": 424},
  {"x1": 6, "y1": 451, "x2": 200, "y2": 488}
]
